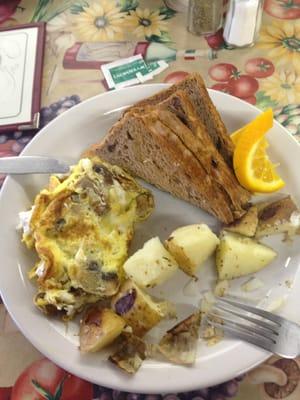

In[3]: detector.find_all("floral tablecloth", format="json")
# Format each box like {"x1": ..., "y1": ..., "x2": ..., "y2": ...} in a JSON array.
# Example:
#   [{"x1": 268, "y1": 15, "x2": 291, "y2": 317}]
[{"x1": 1, "y1": 1, "x2": 300, "y2": 399}]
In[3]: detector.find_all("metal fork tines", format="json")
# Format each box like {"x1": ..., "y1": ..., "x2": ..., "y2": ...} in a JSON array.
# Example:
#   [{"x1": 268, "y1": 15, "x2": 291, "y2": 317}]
[{"x1": 207, "y1": 297, "x2": 300, "y2": 358}]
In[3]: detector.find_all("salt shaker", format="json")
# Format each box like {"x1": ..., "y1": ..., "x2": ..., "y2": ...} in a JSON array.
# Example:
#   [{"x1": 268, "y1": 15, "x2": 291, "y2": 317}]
[
  {"x1": 223, "y1": 0, "x2": 264, "y2": 47},
  {"x1": 187, "y1": 0, "x2": 223, "y2": 36}
]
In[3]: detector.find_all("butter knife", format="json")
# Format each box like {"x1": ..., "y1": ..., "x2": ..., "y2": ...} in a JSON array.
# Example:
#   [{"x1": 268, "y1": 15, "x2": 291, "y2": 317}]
[{"x1": 0, "y1": 156, "x2": 70, "y2": 175}]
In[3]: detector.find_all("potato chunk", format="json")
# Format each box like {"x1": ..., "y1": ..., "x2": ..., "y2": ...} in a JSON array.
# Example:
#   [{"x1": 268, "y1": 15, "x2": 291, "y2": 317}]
[
  {"x1": 256, "y1": 196, "x2": 300, "y2": 238},
  {"x1": 80, "y1": 307, "x2": 126, "y2": 352},
  {"x1": 109, "y1": 332, "x2": 147, "y2": 374},
  {"x1": 224, "y1": 206, "x2": 258, "y2": 237},
  {"x1": 216, "y1": 232, "x2": 277, "y2": 280},
  {"x1": 123, "y1": 237, "x2": 178, "y2": 288},
  {"x1": 158, "y1": 312, "x2": 201, "y2": 365},
  {"x1": 165, "y1": 224, "x2": 220, "y2": 277},
  {"x1": 111, "y1": 279, "x2": 172, "y2": 336}
]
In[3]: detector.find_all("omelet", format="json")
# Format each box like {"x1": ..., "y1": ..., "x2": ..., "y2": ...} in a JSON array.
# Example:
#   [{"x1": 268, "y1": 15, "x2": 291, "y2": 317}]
[{"x1": 20, "y1": 157, "x2": 154, "y2": 319}]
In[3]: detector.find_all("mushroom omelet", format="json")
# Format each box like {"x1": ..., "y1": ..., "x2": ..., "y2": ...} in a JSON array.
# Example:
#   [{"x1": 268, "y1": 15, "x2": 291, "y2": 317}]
[{"x1": 20, "y1": 157, "x2": 154, "y2": 319}]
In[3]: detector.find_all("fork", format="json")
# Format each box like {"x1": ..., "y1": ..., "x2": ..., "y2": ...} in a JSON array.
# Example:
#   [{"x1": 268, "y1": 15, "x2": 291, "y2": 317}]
[{"x1": 207, "y1": 296, "x2": 300, "y2": 358}]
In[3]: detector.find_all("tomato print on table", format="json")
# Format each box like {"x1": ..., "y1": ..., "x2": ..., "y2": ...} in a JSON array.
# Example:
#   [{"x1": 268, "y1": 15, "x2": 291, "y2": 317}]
[
  {"x1": 205, "y1": 29, "x2": 227, "y2": 50},
  {"x1": 163, "y1": 71, "x2": 190, "y2": 84},
  {"x1": 209, "y1": 58, "x2": 277, "y2": 106},
  {"x1": 245, "y1": 58, "x2": 275, "y2": 79},
  {"x1": 241, "y1": 95, "x2": 257, "y2": 105},
  {"x1": 228, "y1": 75, "x2": 259, "y2": 99},
  {"x1": 0, "y1": 388, "x2": 12, "y2": 400},
  {"x1": 211, "y1": 83, "x2": 233, "y2": 94},
  {"x1": 208, "y1": 64, "x2": 238, "y2": 82},
  {"x1": 209, "y1": 63, "x2": 260, "y2": 104},
  {"x1": 264, "y1": 0, "x2": 300, "y2": 19},
  {"x1": 0, "y1": 0, "x2": 21, "y2": 26},
  {"x1": 11, "y1": 358, "x2": 93, "y2": 400},
  {"x1": 5, "y1": 356, "x2": 243, "y2": 400}
]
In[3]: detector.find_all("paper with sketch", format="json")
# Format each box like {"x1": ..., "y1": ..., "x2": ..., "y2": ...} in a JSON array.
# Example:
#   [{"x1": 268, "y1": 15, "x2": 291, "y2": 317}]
[{"x1": 0, "y1": 26, "x2": 38, "y2": 127}]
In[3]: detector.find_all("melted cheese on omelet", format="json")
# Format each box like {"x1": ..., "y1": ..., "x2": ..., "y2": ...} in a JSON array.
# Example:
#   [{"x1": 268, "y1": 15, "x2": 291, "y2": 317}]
[{"x1": 21, "y1": 157, "x2": 154, "y2": 319}]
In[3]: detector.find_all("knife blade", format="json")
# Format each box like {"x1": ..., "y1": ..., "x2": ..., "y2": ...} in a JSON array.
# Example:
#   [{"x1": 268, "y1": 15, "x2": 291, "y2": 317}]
[{"x1": 0, "y1": 156, "x2": 70, "y2": 175}]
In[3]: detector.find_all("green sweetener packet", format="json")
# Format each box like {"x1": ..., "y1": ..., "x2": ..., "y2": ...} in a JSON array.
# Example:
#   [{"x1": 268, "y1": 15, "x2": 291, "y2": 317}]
[{"x1": 101, "y1": 55, "x2": 168, "y2": 90}]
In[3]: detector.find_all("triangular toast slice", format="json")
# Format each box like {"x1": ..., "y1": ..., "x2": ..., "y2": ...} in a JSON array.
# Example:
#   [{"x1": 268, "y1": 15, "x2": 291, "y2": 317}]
[
  {"x1": 121, "y1": 91, "x2": 250, "y2": 219},
  {"x1": 124, "y1": 73, "x2": 234, "y2": 166},
  {"x1": 147, "y1": 108, "x2": 249, "y2": 220},
  {"x1": 149, "y1": 91, "x2": 250, "y2": 215},
  {"x1": 85, "y1": 110, "x2": 244, "y2": 223}
]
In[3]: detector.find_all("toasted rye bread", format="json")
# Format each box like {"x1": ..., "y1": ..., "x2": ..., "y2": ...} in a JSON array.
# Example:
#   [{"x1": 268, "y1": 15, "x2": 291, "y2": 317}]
[
  {"x1": 84, "y1": 73, "x2": 250, "y2": 223},
  {"x1": 85, "y1": 109, "x2": 244, "y2": 224},
  {"x1": 138, "y1": 90, "x2": 250, "y2": 212},
  {"x1": 151, "y1": 109, "x2": 248, "y2": 220},
  {"x1": 124, "y1": 73, "x2": 234, "y2": 166}
]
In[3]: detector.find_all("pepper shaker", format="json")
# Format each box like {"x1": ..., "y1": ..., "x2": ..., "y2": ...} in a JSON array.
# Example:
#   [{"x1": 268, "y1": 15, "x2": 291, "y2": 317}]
[
  {"x1": 223, "y1": 0, "x2": 264, "y2": 47},
  {"x1": 187, "y1": 0, "x2": 223, "y2": 36}
]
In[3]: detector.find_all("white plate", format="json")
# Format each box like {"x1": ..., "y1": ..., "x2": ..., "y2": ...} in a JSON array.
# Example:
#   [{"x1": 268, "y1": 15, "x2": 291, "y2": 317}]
[{"x1": 1, "y1": 85, "x2": 300, "y2": 394}]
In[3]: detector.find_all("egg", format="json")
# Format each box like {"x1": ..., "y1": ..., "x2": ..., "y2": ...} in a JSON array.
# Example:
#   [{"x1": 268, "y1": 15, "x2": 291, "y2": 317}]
[{"x1": 22, "y1": 157, "x2": 154, "y2": 319}]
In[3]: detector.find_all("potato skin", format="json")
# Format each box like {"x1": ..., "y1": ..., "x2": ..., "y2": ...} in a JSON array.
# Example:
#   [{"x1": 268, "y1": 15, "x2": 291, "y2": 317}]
[
  {"x1": 165, "y1": 239, "x2": 194, "y2": 276},
  {"x1": 158, "y1": 312, "x2": 202, "y2": 365},
  {"x1": 216, "y1": 232, "x2": 277, "y2": 280},
  {"x1": 111, "y1": 279, "x2": 166, "y2": 337},
  {"x1": 80, "y1": 307, "x2": 126, "y2": 352},
  {"x1": 109, "y1": 332, "x2": 147, "y2": 374},
  {"x1": 224, "y1": 205, "x2": 258, "y2": 237},
  {"x1": 256, "y1": 196, "x2": 300, "y2": 238}
]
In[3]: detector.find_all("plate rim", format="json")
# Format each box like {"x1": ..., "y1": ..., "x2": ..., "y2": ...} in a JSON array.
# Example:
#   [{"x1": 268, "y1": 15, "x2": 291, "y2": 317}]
[{"x1": 0, "y1": 84, "x2": 298, "y2": 393}]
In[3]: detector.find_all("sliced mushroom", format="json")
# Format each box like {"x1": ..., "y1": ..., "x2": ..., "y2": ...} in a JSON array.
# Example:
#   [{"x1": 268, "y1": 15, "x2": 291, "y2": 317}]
[{"x1": 70, "y1": 250, "x2": 120, "y2": 297}]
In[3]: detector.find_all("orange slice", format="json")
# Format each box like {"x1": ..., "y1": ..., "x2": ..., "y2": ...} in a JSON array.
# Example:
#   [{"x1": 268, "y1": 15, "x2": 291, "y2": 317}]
[
  {"x1": 231, "y1": 108, "x2": 273, "y2": 146},
  {"x1": 232, "y1": 109, "x2": 285, "y2": 193}
]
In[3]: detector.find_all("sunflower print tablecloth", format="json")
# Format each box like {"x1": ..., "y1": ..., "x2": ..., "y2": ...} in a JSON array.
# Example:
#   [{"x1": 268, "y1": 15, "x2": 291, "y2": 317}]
[{"x1": 1, "y1": 1, "x2": 300, "y2": 399}]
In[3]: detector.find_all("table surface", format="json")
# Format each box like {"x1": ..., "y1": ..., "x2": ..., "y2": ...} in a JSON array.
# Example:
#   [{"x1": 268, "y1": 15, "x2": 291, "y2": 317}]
[{"x1": 1, "y1": 1, "x2": 300, "y2": 399}]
